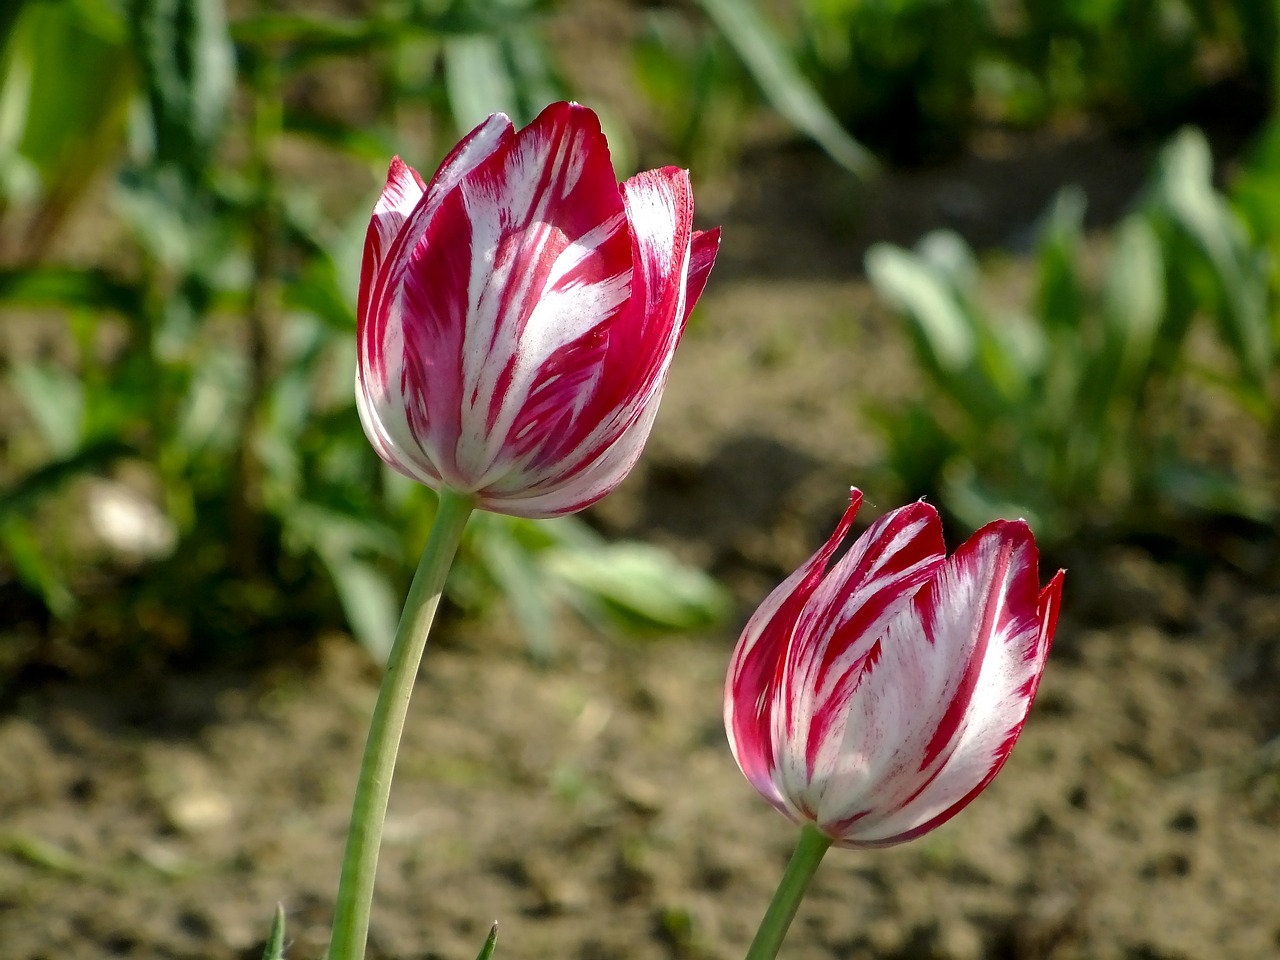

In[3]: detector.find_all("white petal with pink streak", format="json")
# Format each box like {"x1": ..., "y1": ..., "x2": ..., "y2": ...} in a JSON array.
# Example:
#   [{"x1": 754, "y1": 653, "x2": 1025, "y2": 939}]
[
  {"x1": 453, "y1": 131, "x2": 632, "y2": 487},
  {"x1": 470, "y1": 167, "x2": 694, "y2": 514},
  {"x1": 802, "y1": 527, "x2": 1046, "y2": 844},
  {"x1": 356, "y1": 114, "x2": 514, "y2": 489}
]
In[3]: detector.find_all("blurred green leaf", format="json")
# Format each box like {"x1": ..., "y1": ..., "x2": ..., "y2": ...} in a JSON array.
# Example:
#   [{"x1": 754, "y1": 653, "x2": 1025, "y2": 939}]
[
  {"x1": 1101, "y1": 216, "x2": 1164, "y2": 392},
  {"x1": 473, "y1": 923, "x2": 499, "y2": 960},
  {"x1": 866, "y1": 240, "x2": 975, "y2": 371},
  {"x1": 1153, "y1": 127, "x2": 1271, "y2": 392},
  {"x1": 0, "y1": 440, "x2": 136, "y2": 522},
  {"x1": 546, "y1": 541, "x2": 732, "y2": 636},
  {"x1": 131, "y1": 0, "x2": 234, "y2": 176},
  {"x1": 1, "y1": 0, "x2": 132, "y2": 245},
  {"x1": 471, "y1": 514, "x2": 557, "y2": 659},
  {"x1": 283, "y1": 112, "x2": 399, "y2": 164},
  {"x1": 279, "y1": 501, "x2": 401, "y2": 660},
  {"x1": 1035, "y1": 186, "x2": 1087, "y2": 334},
  {"x1": 325, "y1": 555, "x2": 401, "y2": 664},
  {"x1": 1155, "y1": 462, "x2": 1274, "y2": 523},
  {"x1": 0, "y1": 518, "x2": 74, "y2": 619},
  {"x1": 10, "y1": 362, "x2": 85, "y2": 456},
  {"x1": 697, "y1": 0, "x2": 876, "y2": 178},
  {"x1": 445, "y1": 34, "x2": 519, "y2": 131},
  {"x1": 0, "y1": 830, "x2": 92, "y2": 877},
  {"x1": 230, "y1": 12, "x2": 397, "y2": 50},
  {"x1": 0, "y1": 267, "x2": 142, "y2": 314},
  {"x1": 260, "y1": 904, "x2": 286, "y2": 960},
  {"x1": 0, "y1": 0, "x2": 27, "y2": 52},
  {"x1": 941, "y1": 461, "x2": 1053, "y2": 539},
  {"x1": 457, "y1": 512, "x2": 731, "y2": 657},
  {"x1": 870, "y1": 123, "x2": 1276, "y2": 544}
]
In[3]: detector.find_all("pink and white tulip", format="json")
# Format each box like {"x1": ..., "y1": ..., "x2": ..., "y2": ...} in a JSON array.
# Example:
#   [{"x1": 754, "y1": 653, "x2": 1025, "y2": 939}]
[
  {"x1": 725, "y1": 490, "x2": 1063, "y2": 848},
  {"x1": 355, "y1": 102, "x2": 719, "y2": 519}
]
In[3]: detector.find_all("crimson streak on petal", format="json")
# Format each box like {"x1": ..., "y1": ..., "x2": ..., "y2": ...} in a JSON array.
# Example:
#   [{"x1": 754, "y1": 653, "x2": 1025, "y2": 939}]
[
  {"x1": 355, "y1": 102, "x2": 719, "y2": 519},
  {"x1": 724, "y1": 489, "x2": 1064, "y2": 849}
]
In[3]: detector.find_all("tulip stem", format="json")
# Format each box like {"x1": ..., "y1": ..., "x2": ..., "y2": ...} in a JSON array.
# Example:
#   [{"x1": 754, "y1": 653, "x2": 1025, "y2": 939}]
[
  {"x1": 327, "y1": 488, "x2": 476, "y2": 960},
  {"x1": 743, "y1": 825, "x2": 833, "y2": 960}
]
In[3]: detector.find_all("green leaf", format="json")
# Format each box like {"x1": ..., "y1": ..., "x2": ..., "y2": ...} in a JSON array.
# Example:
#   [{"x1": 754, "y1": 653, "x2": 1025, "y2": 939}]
[
  {"x1": 474, "y1": 923, "x2": 499, "y2": 960},
  {"x1": 1155, "y1": 462, "x2": 1273, "y2": 523},
  {"x1": 0, "y1": 0, "x2": 27, "y2": 52},
  {"x1": 9, "y1": 362, "x2": 85, "y2": 456},
  {"x1": 279, "y1": 501, "x2": 402, "y2": 661},
  {"x1": 1153, "y1": 127, "x2": 1271, "y2": 390},
  {"x1": 1102, "y1": 216, "x2": 1164, "y2": 390},
  {"x1": 260, "y1": 903, "x2": 286, "y2": 960},
  {"x1": 282, "y1": 112, "x2": 399, "y2": 164},
  {"x1": 471, "y1": 515, "x2": 557, "y2": 659},
  {"x1": 865, "y1": 239, "x2": 975, "y2": 371},
  {"x1": 326, "y1": 557, "x2": 401, "y2": 664},
  {"x1": 1035, "y1": 186, "x2": 1087, "y2": 333},
  {"x1": 130, "y1": 0, "x2": 235, "y2": 176},
  {"x1": 0, "y1": 439, "x2": 134, "y2": 522},
  {"x1": 230, "y1": 12, "x2": 395, "y2": 50},
  {"x1": 0, "y1": 266, "x2": 143, "y2": 315},
  {"x1": 0, "y1": 518, "x2": 74, "y2": 618},
  {"x1": 545, "y1": 541, "x2": 732, "y2": 635},
  {"x1": 444, "y1": 34, "x2": 520, "y2": 131},
  {"x1": 941, "y1": 462, "x2": 1059, "y2": 541},
  {"x1": 696, "y1": 0, "x2": 876, "y2": 178},
  {"x1": 0, "y1": 831, "x2": 92, "y2": 877},
  {"x1": 1, "y1": 0, "x2": 132, "y2": 238}
]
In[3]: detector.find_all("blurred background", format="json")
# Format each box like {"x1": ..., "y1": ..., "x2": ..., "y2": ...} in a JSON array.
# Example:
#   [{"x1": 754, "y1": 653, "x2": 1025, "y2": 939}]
[{"x1": 1, "y1": 0, "x2": 1278, "y2": 958}]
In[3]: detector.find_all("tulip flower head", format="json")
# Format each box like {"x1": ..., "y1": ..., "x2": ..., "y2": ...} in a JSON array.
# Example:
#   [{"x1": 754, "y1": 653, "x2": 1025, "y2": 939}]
[
  {"x1": 356, "y1": 102, "x2": 719, "y2": 519},
  {"x1": 725, "y1": 490, "x2": 1063, "y2": 849}
]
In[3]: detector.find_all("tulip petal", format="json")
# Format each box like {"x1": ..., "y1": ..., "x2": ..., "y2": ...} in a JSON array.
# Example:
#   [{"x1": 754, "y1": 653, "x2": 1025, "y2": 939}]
[
  {"x1": 480, "y1": 165, "x2": 702, "y2": 517},
  {"x1": 776, "y1": 502, "x2": 946, "y2": 811},
  {"x1": 683, "y1": 227, "x2": 721, "y2": 324},
  {"x1": 388, "y1": 103, "x2": 632, "y2": 499},
  {"x1": 357, "y1": 113, "x2": 514, "y2": 487},
  {"x1": 817, "y1": 520, "x2": 1055, "y2": 846},
  {"x1": 360, "y1": 114, "x2": 513, "y2": 361},
  {"x1": 357, "y1": 157, "x2": 425, "y2": 323},
  {"x1": 725, "y1": 492, "x2": 865, "y2": 813}
]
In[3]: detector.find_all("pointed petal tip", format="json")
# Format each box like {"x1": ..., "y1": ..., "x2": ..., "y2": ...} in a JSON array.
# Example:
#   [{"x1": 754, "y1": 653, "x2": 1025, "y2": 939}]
[
  {"x1": 1039, "y1": 569, "x2": 1066, "y2": 630},
  {"x1": 386, "y1": 155, "x2": 424, "y2": 186}
]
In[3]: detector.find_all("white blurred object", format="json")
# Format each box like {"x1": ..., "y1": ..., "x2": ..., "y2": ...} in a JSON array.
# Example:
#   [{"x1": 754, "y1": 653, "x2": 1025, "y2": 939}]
[{"x1": 86, "y1": 479, "x2": 178, "y2": 560}]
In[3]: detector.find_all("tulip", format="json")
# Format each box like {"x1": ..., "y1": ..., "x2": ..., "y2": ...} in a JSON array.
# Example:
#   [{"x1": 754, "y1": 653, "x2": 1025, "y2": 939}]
[
  {"x1": 725, "y1": 489, "x2": 1063, "y2": 849},
  {"x1": 355, "y1": 101, "x2": 720, "y2": 519},
  {"x1": 331, "y1": 105, "x2": 718, "y2": 960}
]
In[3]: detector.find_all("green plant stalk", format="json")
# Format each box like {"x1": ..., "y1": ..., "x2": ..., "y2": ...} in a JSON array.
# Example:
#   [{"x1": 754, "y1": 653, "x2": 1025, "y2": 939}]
[
  {"x1": 327, "y1": 487, "x2": 477, "y2": 960},
  {"x1": 743, "y1": 824, "x2": 832, "y2": 960}
]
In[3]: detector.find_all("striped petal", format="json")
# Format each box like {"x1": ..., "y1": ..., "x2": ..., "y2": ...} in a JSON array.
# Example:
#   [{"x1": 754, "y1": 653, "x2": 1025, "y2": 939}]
[
  {"x1": 355, "y1": 102, "x2": 719, "y2": 518},
  {"x1": 726, "y1": 492, "x2": 865, "y2": 813},
  {"x1": 484, "y1": 166, "x2": 699, "y2": 516},
  {"x1": 811, "y1": 520, "x2": 1055, "y2": 846},
  {"x1": 356, "y1": 113, "x2": 515, "y2": 488},
  {"x1": 356, "y1": 157, "x2": 424, "y2": 325},
  {"x1": 774, "y1": 502, "x2": 946, "y2": 819},
  {"x1": 724, "y1": 492, "x2": 1063, "y2": 850},
  {"x1": 684, "y1": 227, "x2": 721, "y2": 324}
]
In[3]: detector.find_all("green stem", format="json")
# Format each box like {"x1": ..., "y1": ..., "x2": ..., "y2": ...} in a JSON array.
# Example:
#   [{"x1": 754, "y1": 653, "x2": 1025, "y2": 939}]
[
  {"x1": 327, "y1": 488, "x2": 477, "y2": 960},
  {"x1": 743, "y1": 824, "x2": 833, "y2": 960}
]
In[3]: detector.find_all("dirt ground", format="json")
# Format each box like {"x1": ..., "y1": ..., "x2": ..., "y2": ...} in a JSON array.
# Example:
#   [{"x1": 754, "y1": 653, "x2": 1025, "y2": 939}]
[{"x1": 4, "y1": 10, "x2": 1280, "y2": 957}]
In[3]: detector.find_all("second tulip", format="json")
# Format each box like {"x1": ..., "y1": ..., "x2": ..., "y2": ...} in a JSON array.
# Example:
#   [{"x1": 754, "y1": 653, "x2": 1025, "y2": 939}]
[{"x1": 725, "y1": 489, "x2": 1064, "y2": 848}]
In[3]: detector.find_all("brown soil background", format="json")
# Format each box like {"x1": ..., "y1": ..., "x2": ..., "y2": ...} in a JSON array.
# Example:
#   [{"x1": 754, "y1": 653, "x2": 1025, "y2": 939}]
[{"x1": 3, "y1": 7, "x2": 1280, "y2": 959}]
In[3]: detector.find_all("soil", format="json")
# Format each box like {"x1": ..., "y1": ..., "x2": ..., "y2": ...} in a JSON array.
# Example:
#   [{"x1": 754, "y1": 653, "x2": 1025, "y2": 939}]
[{"x1": 3, "y1": 10, "x2": 1280, "y2": 960}]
